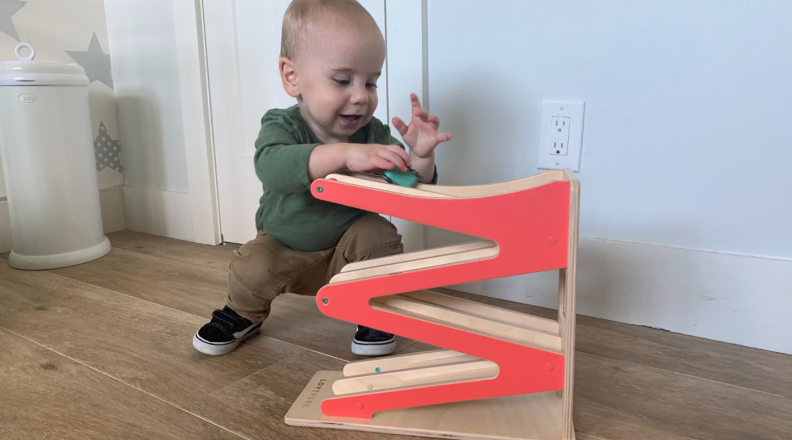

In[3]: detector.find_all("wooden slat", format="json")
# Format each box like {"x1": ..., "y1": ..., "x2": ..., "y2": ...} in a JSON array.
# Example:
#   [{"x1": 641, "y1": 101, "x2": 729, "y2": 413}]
[
  {"x1": 403, "y1": 290, "x2": 560, "y2": 335},
  {"x1": 343, "y1": 349, "x2": 474, "y2": 376},
  {"x1": 415, "y1": 170, "x2": 567, "y2": 198},
  {"x1": 325, "y1": 173, "x2": 455, "y2": 199},
  {"x1": 333, "y1": 360, "x2": 498, "y2": 395},
  {"x1": 335, "y1": 170, "x2": 568, "y2": 198},
  {"x1": 373, "y1": 295, "x2": 563, "y2": 353},
  {"x1": 330, "y1": 244, "x2": 499, "y2": 284},
  {"x1": 340, "y1": 240, "x2": 496, "y2": 274},
  {"x1": 560, "y1": 168, "x2": 580, "y2": 440}
]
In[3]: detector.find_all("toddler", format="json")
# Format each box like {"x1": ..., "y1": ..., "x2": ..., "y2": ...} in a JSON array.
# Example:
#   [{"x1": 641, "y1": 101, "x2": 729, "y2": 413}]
[{"x1": 193, "y1": 0, "x2": 451, "y2": 356}]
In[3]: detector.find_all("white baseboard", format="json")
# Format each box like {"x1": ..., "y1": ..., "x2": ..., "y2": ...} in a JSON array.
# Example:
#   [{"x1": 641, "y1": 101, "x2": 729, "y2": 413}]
[
  {"x1": 0, "y1": 200, "x2": 10, "y2": 253},
  {"x1": 448, "y1": 236, "x2": 792, "y2": 355},
  {"x1": 123, "y1": 186, "x2": 194, "y2": 241},
  {"x1": 100, "y1": 185, "x2": 127, "y2": 234}
]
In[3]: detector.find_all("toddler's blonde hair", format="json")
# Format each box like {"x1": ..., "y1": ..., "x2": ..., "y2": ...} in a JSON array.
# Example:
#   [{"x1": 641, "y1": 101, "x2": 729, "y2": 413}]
[{"x1": 280, "y1": 0, "x2": 382, "y2": 59}]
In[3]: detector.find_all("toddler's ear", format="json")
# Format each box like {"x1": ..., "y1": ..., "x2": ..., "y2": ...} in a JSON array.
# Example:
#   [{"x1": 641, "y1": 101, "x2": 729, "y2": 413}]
[{"x1": 279, "y1": 57, "x2": 299, "y2": 98}]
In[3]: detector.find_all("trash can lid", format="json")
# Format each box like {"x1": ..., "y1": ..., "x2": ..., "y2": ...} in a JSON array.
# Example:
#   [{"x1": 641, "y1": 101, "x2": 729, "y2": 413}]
[{"x1": 0, "y1": 43, "x2": 89, "y2": 86}]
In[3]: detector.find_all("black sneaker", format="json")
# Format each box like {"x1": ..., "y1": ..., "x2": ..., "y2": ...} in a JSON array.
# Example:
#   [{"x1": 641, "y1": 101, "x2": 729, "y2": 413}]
[
  {"x1": 192, "y1": 307, "x2": 261, "y2": 356},
  {"x1": 352, "y1": 325, "x2": 396, "y2": 356}
]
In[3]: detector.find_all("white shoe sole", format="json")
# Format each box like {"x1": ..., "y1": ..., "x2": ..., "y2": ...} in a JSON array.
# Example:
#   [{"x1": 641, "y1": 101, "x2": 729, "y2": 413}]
[
  {"x1": 192, "y1": 325, "x2": 260, "y2": 356},
  {"x1": 351, "y1": 339, "x2": 396, "y2": 356}
]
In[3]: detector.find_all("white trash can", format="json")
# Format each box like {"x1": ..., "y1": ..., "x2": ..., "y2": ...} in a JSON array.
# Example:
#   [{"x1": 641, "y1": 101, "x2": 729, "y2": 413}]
[{"x1": 0, "y1": 43, "x2": 110, "y2": 270}]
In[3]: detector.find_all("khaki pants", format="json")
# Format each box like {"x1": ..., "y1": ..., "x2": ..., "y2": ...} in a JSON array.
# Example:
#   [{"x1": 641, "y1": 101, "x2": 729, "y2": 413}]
[{"x1": 226, "y1": 214, "x2": 403, "y2": 323}]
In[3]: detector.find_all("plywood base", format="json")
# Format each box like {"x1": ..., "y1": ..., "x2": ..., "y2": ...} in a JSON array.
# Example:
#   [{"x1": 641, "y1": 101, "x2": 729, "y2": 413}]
[{"x1": 285, "y1": 371, "x2": 574, "y2": 440}]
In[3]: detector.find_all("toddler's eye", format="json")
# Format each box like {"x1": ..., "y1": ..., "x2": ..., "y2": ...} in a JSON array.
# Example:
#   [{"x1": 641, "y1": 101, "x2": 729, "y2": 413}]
[
  {"x1": 366, "y1": 83, "x2": 378, "y2": 89},
  {"x1": 333, "y1": 78, "x2": 350, "y2": 86}
]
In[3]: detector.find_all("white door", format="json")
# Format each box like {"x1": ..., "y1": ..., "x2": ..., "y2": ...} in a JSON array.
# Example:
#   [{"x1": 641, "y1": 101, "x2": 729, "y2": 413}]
[{"x1": 204, "y1": 0, "x2": 391, "y2": 245}]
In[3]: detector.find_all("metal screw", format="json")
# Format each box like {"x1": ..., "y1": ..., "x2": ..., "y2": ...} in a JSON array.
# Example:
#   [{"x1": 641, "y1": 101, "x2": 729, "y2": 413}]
[
  {"x1": 356, "y1": 403, "x2": 364, "y2": 410},
  {"x1": 559, "y1": 106, "x2": 564, "y2": 110},
  {"x1": 367, "y1": 384, "x2": 374, "y2": 391},
  {"x1": 546, "y1": 363, "x2": 555, "y2": 371},
  {"x1": 321, "y1": 297, "x2": 329, "y2": 305},
  {"x1": 555, "y1": 161, "x2": 560, "y2": 165},
  {"x1": 316, "y1": 186, "x2": 324, "y2": 193}
]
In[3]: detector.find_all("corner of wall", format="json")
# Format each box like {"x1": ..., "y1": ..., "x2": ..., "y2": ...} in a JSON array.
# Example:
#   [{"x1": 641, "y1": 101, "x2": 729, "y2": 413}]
[
  {"x1": 100, "y1": 185, "x2": 127, "y2": 234},
  {"x1": 0, "y1": 200, "x2": 11, "y2": 254}
]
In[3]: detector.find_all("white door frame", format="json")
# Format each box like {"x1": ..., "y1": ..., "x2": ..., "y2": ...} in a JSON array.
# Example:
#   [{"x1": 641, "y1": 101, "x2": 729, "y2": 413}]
[
  {"x1": 382, "y1": 0, "x2": 430, "y2": 252},
  {"x1": 172, "y1": 0, "x2": 221, "y2": 245},
  {"x1": 172, "y1": 0, "x2": 428, "y2": 246}
]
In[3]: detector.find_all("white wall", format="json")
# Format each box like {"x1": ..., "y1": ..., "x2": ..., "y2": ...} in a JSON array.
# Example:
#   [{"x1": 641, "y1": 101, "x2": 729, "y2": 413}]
[
  {"x1": 105, "y1": 0, "x2": 194, "y2": 240},
  {"x1": 425, "y1": 0, "x2": 792, "y2": 353},
  {"x1": 105, "y1": 0, "x2": 189, "y2": 194}
]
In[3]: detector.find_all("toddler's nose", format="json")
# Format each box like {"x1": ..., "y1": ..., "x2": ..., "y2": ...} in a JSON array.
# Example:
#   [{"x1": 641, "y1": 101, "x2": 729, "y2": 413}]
[{"x1": 350, "y1": 88, "x2": 369, "y2": 105}]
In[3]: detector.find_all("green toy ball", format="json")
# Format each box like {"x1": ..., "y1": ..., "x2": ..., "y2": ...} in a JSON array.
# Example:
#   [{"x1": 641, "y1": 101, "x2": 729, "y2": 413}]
[{"x1": 382, "y1": 167, "x2": 422, "y2": 187}]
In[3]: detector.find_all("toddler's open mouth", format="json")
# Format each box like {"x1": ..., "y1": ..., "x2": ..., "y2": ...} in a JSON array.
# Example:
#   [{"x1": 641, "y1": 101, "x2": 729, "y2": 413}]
[{"x1": 340, "y1": 114, "x2": 363, "y2": 125}]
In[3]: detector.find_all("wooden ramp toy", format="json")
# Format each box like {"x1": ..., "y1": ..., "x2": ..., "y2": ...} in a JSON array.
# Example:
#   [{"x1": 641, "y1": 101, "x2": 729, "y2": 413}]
[{"x1": 286, "y1": 169, "x2": 580, "y2": 440}]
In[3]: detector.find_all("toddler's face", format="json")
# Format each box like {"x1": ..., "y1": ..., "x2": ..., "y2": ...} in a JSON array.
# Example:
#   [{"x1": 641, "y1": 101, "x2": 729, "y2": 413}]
[{"x1": 289, "y1": 19, "x2": 385, "y2": 143}]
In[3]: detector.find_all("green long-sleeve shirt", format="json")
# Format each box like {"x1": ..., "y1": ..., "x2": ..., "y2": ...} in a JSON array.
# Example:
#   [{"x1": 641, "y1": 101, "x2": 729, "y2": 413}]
[{"x1": 253, "y1": 105, "x2": 405, "y2": 251}]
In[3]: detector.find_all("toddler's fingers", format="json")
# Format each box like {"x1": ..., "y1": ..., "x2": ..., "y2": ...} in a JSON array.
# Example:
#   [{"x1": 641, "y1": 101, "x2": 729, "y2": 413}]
[
  {"x1": 379, "y1": 149, "x2": 408, "y2": 171},
  {"x1": 372, "y1": 157, "x2": 395, "y2": 171},
  {"x1": 391, "y1": 117, "x2": 409, "y2": 137},
  {"x1": 386, "y1": 144, "x2": 411, "y2": 166},
  {"x1": 410, "y1": 93, "x2": 422, "y2": 109},
  {"x1": 413, "y1": 107, "x2": 430, "y2": 119},
  {"x1": 427, "y1": 115, "x2": 440, "y2": 127},
  {"x1": 437, "y1": 132, "x2": 452, "y2": 142}
]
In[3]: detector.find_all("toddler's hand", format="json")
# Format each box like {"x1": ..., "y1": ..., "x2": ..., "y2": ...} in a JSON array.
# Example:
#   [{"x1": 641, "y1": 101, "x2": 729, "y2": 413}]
[
  {"x1": 345, "y1": 144, "x2": 411, "y2": 173},
  {"x1": 391, "y1": 94, "x2": 452, "y2": 158}
]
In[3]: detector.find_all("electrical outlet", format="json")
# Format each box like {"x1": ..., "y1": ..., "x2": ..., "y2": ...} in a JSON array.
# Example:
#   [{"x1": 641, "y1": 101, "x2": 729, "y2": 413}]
[
  {"x1": 550, "y1": 116, "x2": 570, "y2": 156},
  {"x1": 537, "y1": 101, "x2": 585, "y2": 172}
]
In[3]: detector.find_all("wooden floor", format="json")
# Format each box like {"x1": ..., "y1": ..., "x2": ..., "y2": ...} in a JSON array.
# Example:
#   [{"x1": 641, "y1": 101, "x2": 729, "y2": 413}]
[{"x1": 1, "y1": 231, "x2": 791, "y2": 440}]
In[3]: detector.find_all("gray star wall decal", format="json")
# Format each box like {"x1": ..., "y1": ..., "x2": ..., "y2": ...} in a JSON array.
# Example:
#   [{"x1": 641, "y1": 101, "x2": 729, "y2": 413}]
[
  {"x1": 94, "y1": 122, "x2": 122, "y2": 173},
  {"x1": 0, "y1": 0, "x2": 26, "y2": 41},
  {"x1": 66, "y1": 33, "x2": 113, "y2": 89}
]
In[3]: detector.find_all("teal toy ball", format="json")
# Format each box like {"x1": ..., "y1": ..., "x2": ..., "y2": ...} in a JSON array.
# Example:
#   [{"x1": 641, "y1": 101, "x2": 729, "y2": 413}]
[{"x1": 382, "y1": 167, "x2": 421, "y2": 187}]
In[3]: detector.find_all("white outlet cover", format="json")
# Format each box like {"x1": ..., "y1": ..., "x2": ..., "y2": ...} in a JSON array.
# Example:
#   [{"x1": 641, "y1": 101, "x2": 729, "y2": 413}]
[{"x1": 537, "y1": 101, "x2": 585, "y2": 172}]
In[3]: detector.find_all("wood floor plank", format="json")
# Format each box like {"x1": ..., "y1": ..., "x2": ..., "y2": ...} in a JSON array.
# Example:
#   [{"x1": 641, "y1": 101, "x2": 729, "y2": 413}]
[
  {"x1": 51, "y1": 245, "x2": 415, "y2": 362},
  {"x1": 265, "y1": 293, "x2": 418, "y2": 361},
  {"x1": 185, "y1": 349, "x2": 424, "y2": 440},
  {"x1": 575, "y1": 316, "x2": 792, "y2": 399},
  {"x1": 50, "y1": 248, "x2": 228, "y2": 318},
  {"x1": 574, "y1": 411, "x2": 694, "y2": 440},
  {"x1": 0, "y1": 329, "x2": 243, "y2": 440},
  {"x1": 574, "y1": 351, "x2": 792, "y2": 440},
  {"x1": 108, "y1": 230, "x2": 234, "y2": 272},
  {"x1": 438, "y1": 288, "x2": 792, "y2": 399},
  {"x1": 0, "y1": 264, "x2": 302, "y2": 409}
]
